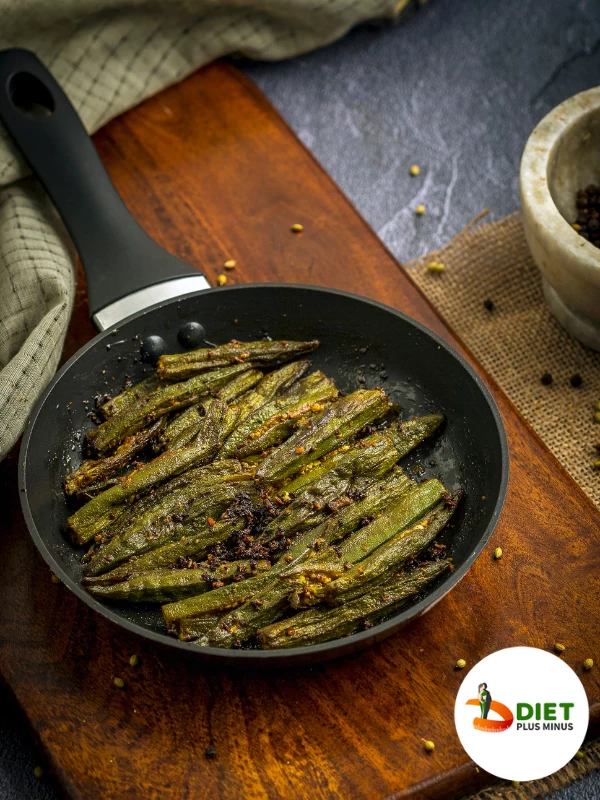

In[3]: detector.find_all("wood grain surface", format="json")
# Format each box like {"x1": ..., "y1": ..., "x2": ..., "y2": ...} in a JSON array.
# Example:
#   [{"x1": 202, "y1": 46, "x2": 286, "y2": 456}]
[{"x1": 1, "y1": 62, "x2": 599, "y2": 800}]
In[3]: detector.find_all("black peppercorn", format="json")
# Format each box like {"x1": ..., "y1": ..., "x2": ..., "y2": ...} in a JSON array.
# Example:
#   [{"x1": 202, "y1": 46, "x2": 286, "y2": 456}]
[
  {"x1": 573, "y1": 184, "x2": 600, "y2": 249},
  {"x1": 570, "y1": 373, "x2": 583, "y2": 388}
]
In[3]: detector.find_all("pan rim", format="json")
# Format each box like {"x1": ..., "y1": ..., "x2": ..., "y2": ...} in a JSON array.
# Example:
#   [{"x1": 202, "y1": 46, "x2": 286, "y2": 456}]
[{"x1": 19, "y1": 282, "x2": 509, "y2": 665}]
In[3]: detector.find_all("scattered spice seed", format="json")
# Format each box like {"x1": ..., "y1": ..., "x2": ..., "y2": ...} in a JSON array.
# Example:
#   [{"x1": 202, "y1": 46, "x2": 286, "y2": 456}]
[
  {"x1": 570, "y1": 373, "x2": 583, "y2": 388},
  {"x1": 572, "y1": 223, "x2": 582, "y2": 231},
  {"x1": 493, "y1": 547, "x2": 503, "y2": 560},
  {"x1": 415, "y1": 204, "x2": 426, "y2": 216},
  {"x1": 595, "y1": 401, "x2": 600, "y2": 412},
  {"x1": 583, "y1": 658, "x2": 594, "y2": 670},
  {"x1": 409, "y1": 164, "x2": 421, "y2": 176},
  {"x1": 427, "y1": 261, "x2": 445, "y2": 273},
  {"x1": 593, "y1": 461, "x2": 600, "y2": 470},
  {"x1": 50, "y1": 571, "x2": 61, "y2": 584},
  {"x1": 291, "y1": 223, "x2": 304, "y2": 233},
  {"x1": 575, "y1": 750, "x2": 585, "y2": 760},
  {"x1": 113, "y1": 677, "x2": 125, "y2": 688},
  {"x1": 541, "y1": 372, "x2": 553, "y2": 386},
  {"x1": 208, "y1": 517, "x2": 216, "y2": 527},
  {"x1": 512, "y1": 781, "x2": 521, "y2": 788},
  {"x1": 554, "y1": 643, "x2": 566, "y2": 654},
  {"x1": 33, "y1": 766, "x2": 43, "y2": 779},
  {"x1": 129, "y1": 654, "x2": 139, "y2": 667},
  {"x1": 594, "y1": 412, "x2": 600, "y2": 424},
  {"x1": 205, "y1": 745, "x2": 217, "y2": 759},
  {"x1": 455, "y1": 658, "x2": 466, "y2": 669},
  {"x1": 422, "y1": 739, "x2": 435, "y2": 752},
  {"x1": 217, "y1": 274, "x2": 227, "y2": 286},
  {"x1": 483, "y1": 299, "x2": 494, "y2": 311},
  {"x1": 223, "y1": 260, "x2": 236, "y2": 270}
]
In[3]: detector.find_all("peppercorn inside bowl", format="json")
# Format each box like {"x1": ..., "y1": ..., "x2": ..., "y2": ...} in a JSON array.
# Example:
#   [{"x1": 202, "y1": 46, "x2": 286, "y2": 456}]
[{"x1": 520, "y1": 85, "x2": 600, "y2": 351}]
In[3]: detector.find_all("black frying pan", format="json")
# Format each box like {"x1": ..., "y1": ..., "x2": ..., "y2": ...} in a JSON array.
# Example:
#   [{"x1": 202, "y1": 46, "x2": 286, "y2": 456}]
[{"x1": 0, "y1": 49, "x2": 509, "y2": 666}]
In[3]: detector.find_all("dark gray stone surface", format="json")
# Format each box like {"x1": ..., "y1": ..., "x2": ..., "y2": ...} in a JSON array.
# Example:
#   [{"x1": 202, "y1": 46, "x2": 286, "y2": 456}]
[
  {"x1": 244, "y1": 0, "x2": 600, "y2": 264},
  {"x1": 2, "y1": 0, "x2": 600, "y2": 797}
]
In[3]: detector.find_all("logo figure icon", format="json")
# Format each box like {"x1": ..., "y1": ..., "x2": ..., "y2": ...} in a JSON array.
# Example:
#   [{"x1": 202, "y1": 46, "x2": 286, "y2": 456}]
[
  {"x1": 478, "y1": 682, "x2": 492, "y2": 719},
  {"x1": 465, "y1": 682, "x2": 514, "y2": 732}
]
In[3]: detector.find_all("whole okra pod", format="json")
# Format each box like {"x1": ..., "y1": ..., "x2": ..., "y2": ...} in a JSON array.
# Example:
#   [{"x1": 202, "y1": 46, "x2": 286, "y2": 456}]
[
  {"x1": 64, "y1": 418, "x2": 165, "y2": 497},
  {"x1": 387, "y1": 414, "x2": 444, "y2": 458},
  {"x1": 83, "y1": 474, "x2": 256, "y2": 576},
  {"x1": 232, "y1": 361, "x2": 310, "y2": 425},
  {"x1": 178, "y1": 615, "x2": 224, "y2": 641},
  {"x1": 98, "y1": 375, "x2": 163, "y2": 419},
  {"x1": 280, "y1": 431, "x2": 400, "y2": 497},
  {"x1": 68, "y1": 436, "x2": 221, "y2": 544},
  {"x1": 257, "y1": 433, "x2": 400, "y2": 545},
  {"x1": 80, "y1": 460, "x2": 245, "y2": 562},
  {"x1": 332, "y1": 478, "x2": 446, "y2": 565},
  {"x1": 88, "y1": 363, "x2": 252, "y2": 454},
  {"x1": 258, "y1": 560, "x2": 451, "y2": 649},
  {"x1": 160, "y1": 370, "x2": 263, "y2": 451},
  {"x1": 83, "y1": 463, "x2": 249, "y2": 572},
  {"x1": 156, "y1": 339, "x2": 319, "y2": 381},
  {"x1": 83, "y1": 517, "x2": 247, "y2": 585},
  {"x1": 219, "y1": 371, "x2": 338, "y2": 459},
  {"x1": 257, "y1": 389, "x2": 391, "y2": 482},
  {"x1": 87, "y1": 559, "x2": 272, "y2": 603},
  {"x1": 289, "y1": 495, "x2": 459, "y2": 608}
]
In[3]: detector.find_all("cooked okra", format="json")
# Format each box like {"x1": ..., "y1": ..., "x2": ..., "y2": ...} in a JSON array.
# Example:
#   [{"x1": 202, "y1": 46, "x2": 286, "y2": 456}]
[{"x1": 62, "y1": 338, "x2": 460, "y2": 649}]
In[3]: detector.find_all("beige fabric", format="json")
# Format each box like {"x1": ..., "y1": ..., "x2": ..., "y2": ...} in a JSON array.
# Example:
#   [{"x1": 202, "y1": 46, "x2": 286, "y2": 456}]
[
  {"x1": 0, "y1": 0, "x2": 403, "y2": 460},
  {"x1": 407, "y1": 212, "x2": 600, "y2": 509}
]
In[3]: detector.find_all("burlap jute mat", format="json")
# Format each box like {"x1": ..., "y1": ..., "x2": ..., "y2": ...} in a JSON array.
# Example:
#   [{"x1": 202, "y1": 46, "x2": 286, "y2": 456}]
[
  {"x1": 464, "y1": 737, "x2": 600, "y2": 799},
  {"x1": 407, "y1": 212, "x2": 600, "y2": 798},
  {"x1": 408, "y1": 211, "x2": 600, "y2": 510}
]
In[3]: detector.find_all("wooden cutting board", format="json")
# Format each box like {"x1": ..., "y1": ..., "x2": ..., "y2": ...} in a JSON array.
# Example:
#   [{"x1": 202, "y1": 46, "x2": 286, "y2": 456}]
[{"x1": 1, "y1": 62, "x2": 599, "y2": 800}]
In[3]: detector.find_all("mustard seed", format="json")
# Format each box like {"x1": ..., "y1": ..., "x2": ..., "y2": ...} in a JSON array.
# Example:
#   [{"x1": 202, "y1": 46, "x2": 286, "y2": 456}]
[
  {"x1": 583, "y1": 658, "x2": 594, "y2": 670},
  {"x1": 113, "y1": 677, "x2": 125, "y2": 688},
  {"x1": 422, "y1": 739, "x2": 435, "y2": 752},
  {"x1": 427, "y1": 261, "x2": 445, "y2": 273},
  {"x1": 494, "y1": 547, "x2": 503, "y2": 560},
  {"x1": 409, "y1": 165, "x2": 421, "y2": 176},
  {"x1": 291, "y1": 223, "x2": 304, "y2": 233},
  {"x1": 217, "y1": 274, "x2": 227, "y2": 286}
]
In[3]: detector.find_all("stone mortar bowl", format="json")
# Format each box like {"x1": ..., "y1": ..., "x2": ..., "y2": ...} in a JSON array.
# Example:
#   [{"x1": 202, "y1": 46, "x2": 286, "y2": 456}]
[{"x1": 520, "y1": 86, "x2": 600, "y2": 351}]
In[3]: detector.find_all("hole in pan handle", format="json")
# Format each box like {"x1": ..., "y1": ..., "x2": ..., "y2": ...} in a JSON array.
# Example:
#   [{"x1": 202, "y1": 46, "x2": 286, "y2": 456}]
[{"x1": 0, "y1": 48, "x2": 210, "y2": 330}]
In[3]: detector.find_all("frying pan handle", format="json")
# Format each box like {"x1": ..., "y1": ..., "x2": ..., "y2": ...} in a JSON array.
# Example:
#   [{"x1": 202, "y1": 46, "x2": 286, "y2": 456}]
[{"x1": 0, "y1": 48, "x2": 204, "y2": 324}]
